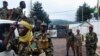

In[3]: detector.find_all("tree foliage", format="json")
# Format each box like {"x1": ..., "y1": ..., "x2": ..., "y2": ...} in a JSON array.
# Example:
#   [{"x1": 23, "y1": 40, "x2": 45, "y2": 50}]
[
  {"x1": 30, "y1": 1, "x2": 50, "y2": 24},
  {"x1": 93, "y1": 7, "x2": 100, "y2": 20},
  {"x1": 76, "y1": 3, "x2": 92, "y2": 22}
]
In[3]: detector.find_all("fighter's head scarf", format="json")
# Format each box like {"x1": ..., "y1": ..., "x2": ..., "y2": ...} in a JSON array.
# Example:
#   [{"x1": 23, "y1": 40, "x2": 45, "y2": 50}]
[
  {"x1": 20, "y1": 20, "x2": 33, "y2": 30},
  {"x1": 19, "y1": 20, "x2": 33, "y2": 44}
]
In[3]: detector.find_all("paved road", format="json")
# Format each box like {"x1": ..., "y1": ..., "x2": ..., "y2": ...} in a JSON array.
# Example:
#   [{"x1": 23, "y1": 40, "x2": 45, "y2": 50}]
[{"x1": 52, "y1": 38, "x2": 98, "y2": 56}]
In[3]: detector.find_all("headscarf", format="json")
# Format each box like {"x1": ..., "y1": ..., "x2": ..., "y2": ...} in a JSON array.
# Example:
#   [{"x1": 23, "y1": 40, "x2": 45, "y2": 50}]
[
  {"x1": 19, "y1": 20, "x2": 33, "y2": 44},
  {"x1": 19, "y1": 20, "x2": 33, "y2": 30}
]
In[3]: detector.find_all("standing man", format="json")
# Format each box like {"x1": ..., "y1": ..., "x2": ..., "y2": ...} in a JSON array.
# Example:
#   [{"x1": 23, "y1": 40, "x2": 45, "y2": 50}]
[
  {"x1": 0, "y1": 1, "x2": 11, "y2": 43},
  {"x1": 86, "y1": 26, "x2": 98, "y2": 56},
  {"x1": 66, "y1": 29, "x2": 76, "y2": 56},
  {"x1": 0, "y1": 1, "x2": 9, "y2": 19},
  {"x1": 38, "y1": 22, "x2": 54, "y2": 56},
  {"x1": 75, "y1": 29, "x2": 84, "y2": 56},
  {"x1": 11, "y1": 1, "x2": 26, "y2": 20}
]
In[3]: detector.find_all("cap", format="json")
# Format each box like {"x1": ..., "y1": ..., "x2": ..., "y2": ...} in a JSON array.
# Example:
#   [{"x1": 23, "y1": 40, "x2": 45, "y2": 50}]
[{"x1": 41, "y1": 21, "x2": 47, "y2": 26}]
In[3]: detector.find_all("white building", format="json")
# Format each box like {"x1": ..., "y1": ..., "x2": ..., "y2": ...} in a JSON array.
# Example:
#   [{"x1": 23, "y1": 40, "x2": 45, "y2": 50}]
[{"x1": 69, "y1": 21, "x2": 100, "y2": 47}]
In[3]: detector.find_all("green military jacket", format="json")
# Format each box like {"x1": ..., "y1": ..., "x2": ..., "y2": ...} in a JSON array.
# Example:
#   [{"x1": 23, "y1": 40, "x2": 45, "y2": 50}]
[
  {"x1": 34, "y1": 31, "x2": 53, "y2": 52},
  {"x1": 0, "y1": 8, "x2": 8, "y2": 19},
  {"x1": 11, "y1": 7, "x2": 23, "y2": 20},
  {"x1": 86, "y1": 32, "x2": 98, "y2": 46},
  {"x1": 67, "y1": 33, "x2": 76, "y2": 42}
]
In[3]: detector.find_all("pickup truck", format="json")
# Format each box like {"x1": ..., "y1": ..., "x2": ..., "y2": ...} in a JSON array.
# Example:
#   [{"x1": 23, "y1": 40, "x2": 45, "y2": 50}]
[{"x1": 0, "y1": 20, "x2": 18, "y2": 56}]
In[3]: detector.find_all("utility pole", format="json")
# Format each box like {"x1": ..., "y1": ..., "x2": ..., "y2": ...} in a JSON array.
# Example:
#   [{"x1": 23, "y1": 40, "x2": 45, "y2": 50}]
[
  {"x1": 30, "y1": 0, "x2": 32, "y2": 10},
  {"x1": 82, "y1": 0, "x2": 85, "y2": 22},
  {"x1": 97, "y1": 0, "x2": 99, "y2": 19},
  {"x1": 82, "y1": 5, "x2": 83, "y2": 22}
]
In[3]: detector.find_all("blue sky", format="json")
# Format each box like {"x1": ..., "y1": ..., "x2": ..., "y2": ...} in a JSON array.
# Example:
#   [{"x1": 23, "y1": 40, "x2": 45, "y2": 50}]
[{"x1": 0, "y1": 0, "x2": 97, "y2": 21}]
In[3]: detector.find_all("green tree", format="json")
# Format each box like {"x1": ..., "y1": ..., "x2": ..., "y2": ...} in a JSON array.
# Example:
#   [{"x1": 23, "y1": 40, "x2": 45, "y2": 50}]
[
  {"x1": 30, "y1": 1, "x2": 50, "y2": 24},
  {"x1": 93, "y1": 6, "x2": 100, "y2": 20},
  {"x1": 76, "y1": 3, "x2": 92, "y2": 22}
]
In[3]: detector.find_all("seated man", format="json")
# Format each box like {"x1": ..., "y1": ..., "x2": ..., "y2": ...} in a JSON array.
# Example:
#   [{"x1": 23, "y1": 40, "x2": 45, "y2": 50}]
[{"x1": 10, "y1": 20, "x2": 33, "y2": 56}]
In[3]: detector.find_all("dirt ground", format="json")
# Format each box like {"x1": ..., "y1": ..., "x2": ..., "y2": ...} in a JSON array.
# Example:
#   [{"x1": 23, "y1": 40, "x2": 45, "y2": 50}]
[{"x1": 52, "y1": 38, "x2": 98, "y2": 56}]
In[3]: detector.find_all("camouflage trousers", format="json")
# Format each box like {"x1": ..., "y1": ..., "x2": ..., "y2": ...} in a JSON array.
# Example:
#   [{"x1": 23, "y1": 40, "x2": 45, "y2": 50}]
[
  {"x1": 45, "y1": 51, "x2": 53, "y2": 56},
  {"x1": 75, "y1": 41, "x2": 82, "y2": 56},
  {"x1": 66, "y1": 41, "x2": 76, "y2": 56},
  {"x1": 86, "y1": 45, "x2": 96, "y2": 56},
  {"x1": 43, "y1": 48, "x2": 54, "y2": 56},
  {"x1": 76, "y1": 46, "x2": 82, "y2": 56},
  {"x1": 18, "y1": 43, "x2": 31, "y2": 56}
]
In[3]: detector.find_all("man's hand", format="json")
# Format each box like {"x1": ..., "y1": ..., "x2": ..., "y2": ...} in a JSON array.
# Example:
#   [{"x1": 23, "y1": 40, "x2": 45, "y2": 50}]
[{"x1": 10, "y1": 22, "x2": 17, "y2": 31}]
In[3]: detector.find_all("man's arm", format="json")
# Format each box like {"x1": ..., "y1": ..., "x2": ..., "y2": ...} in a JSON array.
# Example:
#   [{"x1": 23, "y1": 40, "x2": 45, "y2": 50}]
[
  {"x1": 48, "y1": 38, "x2": 53, "y2": 48},
  {"x1": 72, "y1": 33, "x2": 76, "y2": 42},
  {"x1": 94, "y1": 33, "x2": 98, "y2": 43},
  {"x1": 3, "y1": 24, "x2": 16, "y2": 48},
  {"x1": 85, "y1": 33, "x2": 88, "y2": 47},
  {"x1": 47, "y1": 38, "x2": 54, "y2": 52},
  {"x1": 81, "y1": 34, "x2": 84, "y2": 41}
]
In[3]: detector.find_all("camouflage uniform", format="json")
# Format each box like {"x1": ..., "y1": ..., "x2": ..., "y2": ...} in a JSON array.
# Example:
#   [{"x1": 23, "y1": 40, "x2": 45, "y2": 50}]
[
  {"x1": 0, "y1": 2, "x2": 12, "y2": 38},
  {"x1": 10, "y1": 34, "x2": 32, "y2": 56},
  {"x1": 66, "y1": 33, "x2": 76, "y2": 56},
  {"x1": 75, "y1": 34, "x2": 84, "y2": 56},
  {"x1": 36, "y1": 32, "x2": 53, "y2": 56},
  {"x1": 0, "y1": 8, "x2": 8, "y2": 19},
  {"x1": 18, "y1": 43, "x2": 31, "y2": 56},
  {"x1": 86, "y1": 32, "x2": 98, "y2": 56},
  {"x1": 32, "y1": 21, "x2": 53, "y2": 56},
  {"x1": 44, "y1": 37, "x2": 53, "y2": 56},
  {"x1": 0, "y1": 8, "x2": 10, "y2": 35},
  {"x1": 11, "y1": 7, "x2": 23, "y2": 20},
  {"x1": 29, "y1": 31, "x2": 41, "y2": 56}
]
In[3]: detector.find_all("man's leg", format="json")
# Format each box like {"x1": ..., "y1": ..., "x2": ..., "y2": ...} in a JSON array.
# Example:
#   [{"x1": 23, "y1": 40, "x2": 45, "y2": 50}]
[
  {"x1": 66, "y1": 42, "x2": 71, "y2": 56},
  {"x1": 76, "y1": 46, "x2": 79, "y2": 56},
  {"x1": 71, "y1": 43, "x2": 76, "y2": 56},
  {"x1": 86, "y1": 47, "x2": 90, "y2": 56},
  {"x1": 86, "y1": 46, "x2": 94, "y2": 56},
  {"x1": 79, "y1": 46, "x2": 82, "y2": 56}
]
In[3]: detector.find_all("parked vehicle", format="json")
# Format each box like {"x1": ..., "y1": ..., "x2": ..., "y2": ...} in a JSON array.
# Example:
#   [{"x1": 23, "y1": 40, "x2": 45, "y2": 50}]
[{"x1": 0, "y1": 20, "x2": 18, "y2": 56}]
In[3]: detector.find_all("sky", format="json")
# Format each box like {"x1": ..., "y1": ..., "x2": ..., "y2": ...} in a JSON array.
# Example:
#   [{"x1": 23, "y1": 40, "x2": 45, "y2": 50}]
[{"x1": 0, "y1": 0, "x2": 97, "y2": 21}]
